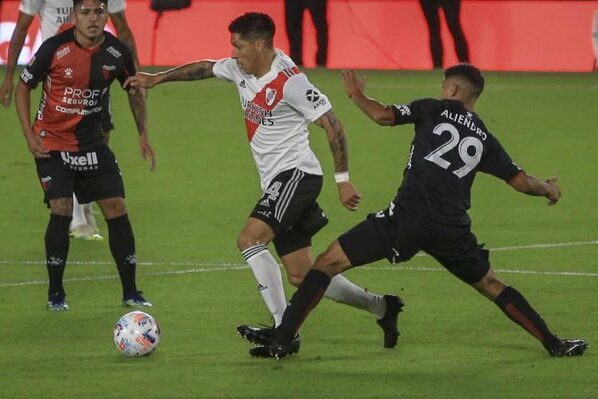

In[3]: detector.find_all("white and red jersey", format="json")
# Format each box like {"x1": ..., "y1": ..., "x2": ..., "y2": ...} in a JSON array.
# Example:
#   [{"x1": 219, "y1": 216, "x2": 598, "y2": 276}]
[
  {"x1": 213, "y1": 49, "x2": 332, "y2": 190},
  {"x1": 19, "y1": 0, "x2": 126, "y2": 41}
]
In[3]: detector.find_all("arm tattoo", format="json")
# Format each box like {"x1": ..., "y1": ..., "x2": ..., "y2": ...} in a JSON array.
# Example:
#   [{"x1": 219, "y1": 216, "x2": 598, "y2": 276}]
[
  {"x1": 127, "y1": 89, "x2": 147, "y2": 134},
  {"x1": 160, "y1": 61, "x2": 215, "y2": 82},
  {"x1": 317, "y1": 110, "x2": 349, "y2": 173}
]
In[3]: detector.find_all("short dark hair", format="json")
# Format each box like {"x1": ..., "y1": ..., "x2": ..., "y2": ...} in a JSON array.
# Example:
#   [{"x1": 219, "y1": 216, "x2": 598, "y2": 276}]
[
  {"x1": 444, "y1": 63, "x2": 485, "y2": 98},
  {"x1": 228, "y1": 12, "x2": 275, "y2": 45},
  {"x1": 73, "y1": 0, "x2": 108, "y2": 7}
]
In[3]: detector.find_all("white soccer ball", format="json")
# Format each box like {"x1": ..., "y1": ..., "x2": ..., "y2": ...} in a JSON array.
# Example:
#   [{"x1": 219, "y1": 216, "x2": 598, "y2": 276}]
[{"x1": 113, "y1": 311, "x2": 161, "y2": 357}]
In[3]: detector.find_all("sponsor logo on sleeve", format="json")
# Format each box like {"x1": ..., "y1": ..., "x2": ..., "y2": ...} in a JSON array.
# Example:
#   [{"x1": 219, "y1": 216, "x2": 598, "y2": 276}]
[
  {"x1": 64, "y1": 68, "x2": 73, "y2": 78},
  {"x1": 306, "y1": 88, "x2": 326, "y2": 109},
  {"x1": 106, "y1": 46, "x2": 122, "y2": 58},
  {"x1": 56, "y1": 46, "x2": 71, "y2": 60}
]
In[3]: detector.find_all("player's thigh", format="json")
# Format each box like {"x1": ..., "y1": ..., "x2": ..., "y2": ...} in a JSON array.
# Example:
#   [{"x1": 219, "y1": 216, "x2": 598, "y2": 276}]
[
  {"x1": 250, "y1": 169, "x2": 324, "y2": 248},
  {"x1": 74, "y1": 146, "x2": 125, "y2": 208},
  {"x1": 337, "y1": 216, "x2": 392, "y2": 267},
  {"x1": 35, "y1": 152, "x2": 76, "y2": 207},
  {"x1": 425, "y1": 228, "x2": 490, "y2": 284},
  {"x1": 272, "y1": 200, "x2": 328, "y2": 258}
]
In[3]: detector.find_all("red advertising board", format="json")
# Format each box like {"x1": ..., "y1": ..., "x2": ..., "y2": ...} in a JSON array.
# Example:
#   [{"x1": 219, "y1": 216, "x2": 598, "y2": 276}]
[{"x1": 0, "y1": 0, "x2": 596, "y2": 71}]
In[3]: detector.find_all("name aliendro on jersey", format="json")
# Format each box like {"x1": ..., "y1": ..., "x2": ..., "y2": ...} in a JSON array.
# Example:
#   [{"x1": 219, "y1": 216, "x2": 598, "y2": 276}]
[
  {"x1": 441, "y1": 109, "x2": 488, "y2": 141},
  {"x1": 242, "y1": 98, "x2": 274, "y2": 126}
]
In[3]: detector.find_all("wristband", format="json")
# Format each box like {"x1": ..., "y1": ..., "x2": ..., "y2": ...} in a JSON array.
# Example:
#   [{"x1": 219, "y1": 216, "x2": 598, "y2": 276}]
[{"x1": 334, "y1": 172, "x2": 350, "y2": 183}]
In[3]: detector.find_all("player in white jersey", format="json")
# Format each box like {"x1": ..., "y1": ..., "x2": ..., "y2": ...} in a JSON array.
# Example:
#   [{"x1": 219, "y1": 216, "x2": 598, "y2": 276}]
[
  {"x1": 1, "y1": 0, "x2": 141, "y2": 240},
  {"x1": 125, "y1": 12, "x2": 404, "y2": 357}
]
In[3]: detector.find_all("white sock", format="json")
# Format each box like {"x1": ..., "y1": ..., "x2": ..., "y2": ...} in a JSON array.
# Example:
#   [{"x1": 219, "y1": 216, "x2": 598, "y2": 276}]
[
  {"x1": 325, "y1": 274, "x2": 386, "y2": 319},
  {"x1": 242, "y1": 244, "x2": 287, "y2": 327},
  {"x1": 71, "y1": 195, "x2": 86, "y2": 229}
]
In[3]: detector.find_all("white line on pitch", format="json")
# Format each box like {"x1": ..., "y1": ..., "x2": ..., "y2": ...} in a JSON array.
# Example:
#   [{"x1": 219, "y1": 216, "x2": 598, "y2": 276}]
[
  {"x1": 1, "y1": 239, "x2": 596, "y2": 267},
  {"x1": 1, "y1": 264, "x2": 598, "y2": 289}
]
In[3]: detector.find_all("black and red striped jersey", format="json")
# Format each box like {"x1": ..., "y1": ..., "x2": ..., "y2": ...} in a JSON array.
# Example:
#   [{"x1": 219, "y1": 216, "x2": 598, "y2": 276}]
[{"x1": 21, "y1": 27, "x2": 135, "y2": 152}]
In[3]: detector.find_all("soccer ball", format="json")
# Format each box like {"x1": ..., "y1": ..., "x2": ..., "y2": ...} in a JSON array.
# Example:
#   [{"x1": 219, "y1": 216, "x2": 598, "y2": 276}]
[{"x1": 113, "y1": 311, "x2": 161, "y2": 357}]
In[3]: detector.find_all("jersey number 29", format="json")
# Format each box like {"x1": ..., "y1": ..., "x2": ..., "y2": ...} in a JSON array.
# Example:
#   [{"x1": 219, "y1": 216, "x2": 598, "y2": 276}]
[{"x1": 424, "y1": 122, "x2": 482, "y2": 178}]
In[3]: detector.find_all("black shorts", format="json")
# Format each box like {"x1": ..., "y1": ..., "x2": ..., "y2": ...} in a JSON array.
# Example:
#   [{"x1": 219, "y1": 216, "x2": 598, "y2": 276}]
[
  {"x1": 338, "y1": 201, "x2": 490, "y2": 284},
  {"x1": 250, "y1": 168, "x2": 328, "y2": 257},
  {"x1": 35, "y1": 145, "x2": 125, "y2": 204},
  {"x1": 100, "y1": 95, "x2": 114, "y2": 133}
]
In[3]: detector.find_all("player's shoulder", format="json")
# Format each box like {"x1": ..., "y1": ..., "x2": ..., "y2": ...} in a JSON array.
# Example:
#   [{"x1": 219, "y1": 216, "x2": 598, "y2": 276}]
[
  {"x1": 103, "y1": 31, "x2": 132, "y2": 58},
  {"x1": 38, "y1": 27, "x2": 75, "y2": 53}
]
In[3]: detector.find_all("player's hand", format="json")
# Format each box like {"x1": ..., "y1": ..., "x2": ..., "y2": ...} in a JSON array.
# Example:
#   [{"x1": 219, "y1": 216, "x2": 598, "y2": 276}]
[
  {"x1": 544, "y1": 176, "x2": 560, "y2": 206},
  {"x1": 124, "y1": 73, "x2": 159, "y2": 95},
  {"x1": 337, "y1": 181, "x2": 362, "y2": 211},
  {"x1": 25, "y1": 133, "x2": 50, "y2": 158},
  {"x1": 341, "y1": 69, "x2": 367, "y2": 99},
  {"x1": 0, "y1": 79, "x2": 14, "y2": 108},
  {"x1": 139, "y1": 133, "x2": 156, "y2": 172}
]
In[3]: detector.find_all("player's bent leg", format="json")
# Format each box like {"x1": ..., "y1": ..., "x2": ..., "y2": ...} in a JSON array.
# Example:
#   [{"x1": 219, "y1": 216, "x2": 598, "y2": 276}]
[
  {"x1": 475, "y1": 267, "x2": 587, "y2": 357},
  {"x1": 46, "y1": 197, "x2": 74, "y2": 311},
  {"x1": 97, "y1": 198, "x2": 150, "y2": 307},
  {"x1": 282, "y1": 245, "x2": 388, "y2": 317}
]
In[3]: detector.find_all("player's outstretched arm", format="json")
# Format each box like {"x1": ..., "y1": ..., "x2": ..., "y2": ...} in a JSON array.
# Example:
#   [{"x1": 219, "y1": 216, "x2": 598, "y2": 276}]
[
  {"x1": 123, "y1": 61, "x2": 216, "y2": 91},
  {"x1": 15, "y1": 81, "x2": 49, "y2": 158},
  {"x1": 508, "y1": 171, "x2": 561, "y2": 206},
  {"x1": 314, "y1": 110, "x2": 362, "y2": 211},
  {"x1": 127, "y1": 87, "x2": 155, "y2": 171},
  {"x1": 0, "y1": 12, "x2": 35, "y2": 108},
  {"x1": 341, "y1": 69, "x2": 395, "y2": 126}
]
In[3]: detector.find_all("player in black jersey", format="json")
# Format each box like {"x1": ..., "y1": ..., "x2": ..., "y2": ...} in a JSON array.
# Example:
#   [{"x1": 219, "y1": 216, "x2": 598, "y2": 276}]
[{"x1": 255, "y1": 63, "x2": 588, "y2": 358}]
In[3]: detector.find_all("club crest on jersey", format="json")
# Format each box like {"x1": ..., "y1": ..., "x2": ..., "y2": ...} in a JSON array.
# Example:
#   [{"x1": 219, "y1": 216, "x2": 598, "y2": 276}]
[
  {"x1": 64, "y1": 68, "x2": 73, "y2": 78},
  {"x1": 265, "y1": 88, "x2": 277, "y2": 106},
  {"x1": 102, "y1": 65, "x2": 115, "y2": 81}
]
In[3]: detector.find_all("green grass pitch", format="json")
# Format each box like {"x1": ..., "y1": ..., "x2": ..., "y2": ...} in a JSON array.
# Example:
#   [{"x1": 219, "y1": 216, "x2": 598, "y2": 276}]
[{"x1": 0, "y1": 68, "x2": 597, "y2": 399}]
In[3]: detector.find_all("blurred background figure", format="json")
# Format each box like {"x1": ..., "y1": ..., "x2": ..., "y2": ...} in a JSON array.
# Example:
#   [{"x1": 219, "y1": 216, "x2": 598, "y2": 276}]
[
  {"x1": 419, "y1": 0, "x2": 469, "y2": 68},
  {"x1": 284, "y1": 0, "x2": 328, "y2": 67}
]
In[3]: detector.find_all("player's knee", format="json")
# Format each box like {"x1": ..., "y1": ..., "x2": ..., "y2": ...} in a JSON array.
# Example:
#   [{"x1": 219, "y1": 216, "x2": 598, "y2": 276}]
[
  {"x1": 314, "y1": 251, "x2": 342, "y2": 276},
  {"x1": 98, "y1": 198, "x2": 126, "y2": 219},
  {"x1": 473, "y1": 270, "x2": 506, "y2": 300},
  {"x1": 49, "y1": 198, "x2": 73, "y2": 216},
  {"x1": 236, "y1": 234, "x2": 254, "y2": 252}
]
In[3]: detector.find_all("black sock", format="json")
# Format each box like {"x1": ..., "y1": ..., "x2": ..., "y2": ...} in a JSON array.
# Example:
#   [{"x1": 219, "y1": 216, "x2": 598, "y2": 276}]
[
  {"x1": 275, "y1": 269, "x2": 331, "y2": 344},
  {"x1": 495, "y1": 286, "x2": 560, "y2": 351},
  {"x1": 106, "y1": 214, "x2": 137, "y2": 297},
  {"x1": 45, "y1": 214, "x2": 71, "y2": 298}
]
